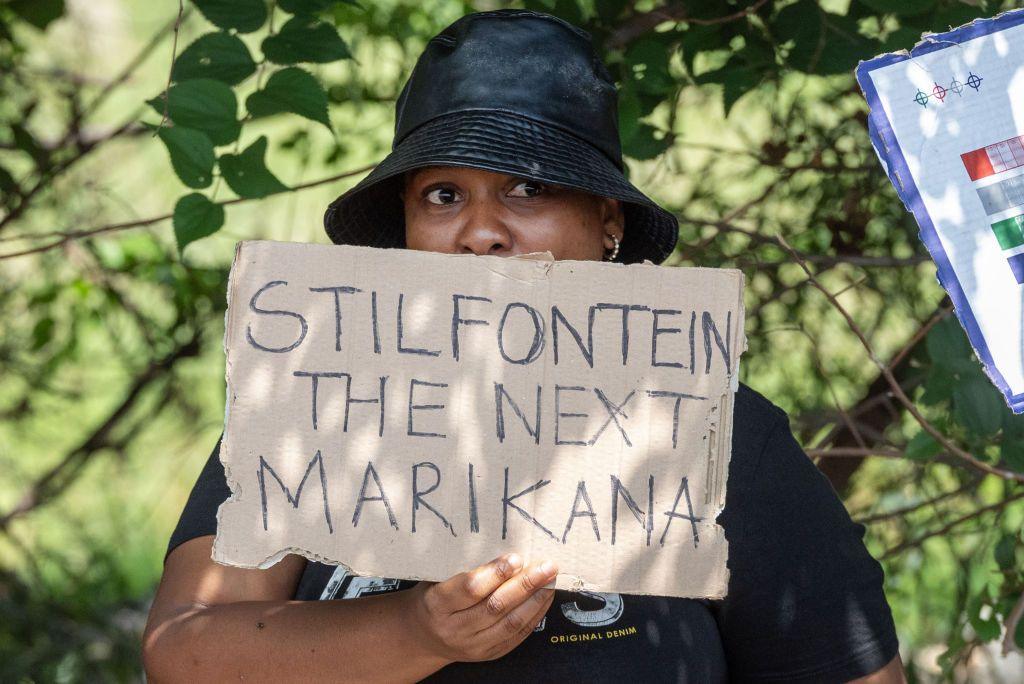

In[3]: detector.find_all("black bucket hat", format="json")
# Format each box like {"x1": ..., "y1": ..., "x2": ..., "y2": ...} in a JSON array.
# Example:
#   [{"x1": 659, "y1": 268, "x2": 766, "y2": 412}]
[{"x1": 323, "y1": 9, "x2": 679, "y2": 264}]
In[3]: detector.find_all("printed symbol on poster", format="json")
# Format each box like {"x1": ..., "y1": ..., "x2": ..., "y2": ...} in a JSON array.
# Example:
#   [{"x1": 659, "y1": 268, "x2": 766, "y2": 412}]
[
  {"x1": 913, "y1": 72, "x2": 983, "y2": 106},
  {"x1": 961, "y1": 135, "x2": 1024, "y2": 284}
]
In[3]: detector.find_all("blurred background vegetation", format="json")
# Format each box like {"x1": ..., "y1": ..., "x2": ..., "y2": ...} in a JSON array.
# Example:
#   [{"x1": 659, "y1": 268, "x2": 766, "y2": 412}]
[{"x1": 1, "y1": 0, "x2": 1023, "y2": 681}]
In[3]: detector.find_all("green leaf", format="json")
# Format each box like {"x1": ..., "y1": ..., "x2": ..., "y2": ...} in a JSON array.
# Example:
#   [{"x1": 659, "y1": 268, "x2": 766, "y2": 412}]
[
  {"x1": 679, "y1": 24, "x2": 724, "y2": 75},
  {"x1": 151, "y1": 79, "x2": 240, "y2": 146},
  {"x1": 858, "y1": 0, "x2": 935, "y2": 17},
  {"x1": 7, "y1": 0, "x2": 65, "y2": 30},
  {"x1": 172, "y1": 32, "x2": 256, "y2": 85},
  {"x1": 262, "y1": 16, "x2": 351, "y2": 65},
  {"x1": 967, "y1": 592, "x2": 1000, "y2": 642},
  {"x1": 926, "y1": 317, "x2": 974, "y2": 372},
  {"x1": 953, "y1": 377, "x2": 1004, "y2": 437},
  {"x1": 31, "y1": 316, "x2": 55, "y2": 351},
  {"x1": 279, "y1": 0, "x2": 345, "y2": 13},
  {"x1": 11, "y1": 123, "x2": 48, "y2": 165},
  {"x1": 698, "y1": 59, "x2": 763, "y2": 116},
  {"x1": 994, "y1": 534, "x2": 1017, "y2": 571},
  {"x1": 219, "y1": 137, "x2": 287, "y2": 198},
  {"x1": 0, "y1": 164, "x2": 16, "y2": 193},
  {"x1": 595, "y1": 0, "x2": 630, "y2": 21},
  {"x1": 905, "y1": 430, "x2": 941, "y2": 461},
  {"x1": 625, "y1": 35, "x2": 676, "y2": 97},
  {"x1": 173, "y1": 193, "x2": 226, "y2": 254},
  {"x1": 695, "y1": 42, "x2": 774, "y2": 116},
  {"x1": 1001, "y1": 439, "x2": 1024, "y2": 472},
  {"x1": 879, "y1": 27, "x2": 921, "y2": 53},
  {"x1": 775, "y1": 0, "x2": 879, "y2": 75},
  {"x1": 245, "y1": 67, "x2": 332, "y2": 131},
  {"x1": 193, "y1": 0, "x2": 267, "y2": 33},
  {"x1": 552, "y1": 0, "x2": 584, "y2": 26},
  {"x1": 622, "y1": 123, "x2": 672, "y2": 161},
  {"x1": 920, "y1": 366, "x2": 954, "y2": 406},
  {"x1": 156, "y1": 125, "x2": 216, "y2": 189}
]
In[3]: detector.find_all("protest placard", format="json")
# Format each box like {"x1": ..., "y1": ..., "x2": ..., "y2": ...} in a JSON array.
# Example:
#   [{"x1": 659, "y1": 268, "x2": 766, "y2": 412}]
[
  {"x1": 857, "y1": 8, "x2": 1024, "y2": 413},
  {"x1": 212, "y1": 241, "x2": 745, "y2": 598}
]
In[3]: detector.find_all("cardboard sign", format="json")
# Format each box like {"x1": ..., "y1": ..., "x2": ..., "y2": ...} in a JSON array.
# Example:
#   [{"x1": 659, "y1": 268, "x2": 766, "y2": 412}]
[
  {"x1": 857, "y1": 8, "x2": 1024, "y2": 413},
  {"x1": 213, "y1": 241, "x2": 745, "y2": 598}
]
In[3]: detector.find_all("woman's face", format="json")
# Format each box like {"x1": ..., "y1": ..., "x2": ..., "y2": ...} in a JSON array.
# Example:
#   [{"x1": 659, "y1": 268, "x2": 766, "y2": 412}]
[{"x1": 401, "y1": 166, "x2": 624, "y2": 261}]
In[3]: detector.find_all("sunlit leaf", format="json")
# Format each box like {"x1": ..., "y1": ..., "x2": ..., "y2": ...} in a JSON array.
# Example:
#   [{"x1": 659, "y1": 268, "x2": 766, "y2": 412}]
[
  {"x1": 156, "y1": 125, "x2": 216, "y2": 189},
  {"x1": 262, "y1": 16, "x2": 351, "y2": 65},
  {"x1": 218, "y1": 136, "x2": 287, "y2": 198},
  {"x1": 245, "y1": 67, "x2": 332, "y2": 131},
  {"x1": 776, "y1": 0, "x2": 879, "y2": 75},
  {"x1": 193, "y1": 0, "x2": 267, "y2": 33},
  {"x1": 150, "y1": 79, "x2": 241, "y2": 146},
  {"x1": 172, "y1": 32, "x2": 256, "y2": 85},
  {"x1": 173, "y1": 193, "x2": 225, "y2": 254},
  {"x1": 625, "y1": 35, "x2": 676, "y2": 97},
  {"x1": 278, "y1": 0, "x2": 357, "y2": 13}
]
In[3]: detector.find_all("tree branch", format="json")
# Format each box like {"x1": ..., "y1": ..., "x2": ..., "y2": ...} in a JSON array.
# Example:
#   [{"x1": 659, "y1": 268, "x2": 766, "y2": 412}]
[
  {"x1": 607, "y1": 0, "x2": 770, "y2": 50},
  {"x1": 0, "y1": 163, "x2": 377, "y2": 259},
  {"x1": 0, "y1": 333, "x2": 201, "y2": 532},
  {"x1": 775, "y1": 234, "x2": 1024, "y2": 483},
  {"x1": 879, "y1": 490, "x2": 1024, "y2": 559}
]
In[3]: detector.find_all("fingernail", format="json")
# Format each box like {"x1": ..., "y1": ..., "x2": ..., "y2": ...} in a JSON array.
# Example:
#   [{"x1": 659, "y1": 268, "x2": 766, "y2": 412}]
[
  {"x1": 531, "y1": 561, "x2": 555, "y2": 582},
  {"x1": 506, "y1": 553, "x2": 522, "y2": 570}
]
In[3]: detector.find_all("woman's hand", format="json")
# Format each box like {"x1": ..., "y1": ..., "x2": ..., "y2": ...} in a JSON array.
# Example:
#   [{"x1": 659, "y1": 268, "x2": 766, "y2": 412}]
[{"x1": 407, "y1": 553, "x2": 557, "y2": 663}]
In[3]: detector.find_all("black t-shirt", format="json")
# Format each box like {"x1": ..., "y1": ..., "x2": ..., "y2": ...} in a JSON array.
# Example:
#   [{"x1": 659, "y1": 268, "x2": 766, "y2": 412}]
[{"x1": 166, "y1": 382, "x2": 900, "y2": 682}]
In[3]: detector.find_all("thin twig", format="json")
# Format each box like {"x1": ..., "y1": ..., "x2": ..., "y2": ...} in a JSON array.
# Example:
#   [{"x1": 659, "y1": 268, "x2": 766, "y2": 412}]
[
  {"x1": 0, "y1": 163, "x2": 377, "y2": 259},
  {"x1": 607, "y1": 0, "x2": 769, "y2": 50},
  {"x1": 854, "y1": 475, "x2": 982, "y2": 525},
  {"x1": 880, "y1": 491, "x2": 1024, "y2": 559},
  {"x1": 806, "y1": 446, "x2": 904, "y2": 458},
  {"x1": 155, "y1": 1, "x2": 185, "y2": 134},
  {"x1": 80, "y1": 9, "x2": 190, "y2": 130},
  {"x1": 1003, "y1": 591, "x2": 1024, "y2": 657},
  {"x1": 775, "y1": 234, "x2": 1024, "y2": 483},
  {"x1": 0, "y1": 335, "x2": 201, "y2": 531}
]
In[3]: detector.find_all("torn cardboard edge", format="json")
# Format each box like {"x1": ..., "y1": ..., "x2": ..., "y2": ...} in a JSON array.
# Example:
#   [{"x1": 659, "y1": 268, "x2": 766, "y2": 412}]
[{"x1": 213, "y1": 241, "x2": 745, "y2": 598}]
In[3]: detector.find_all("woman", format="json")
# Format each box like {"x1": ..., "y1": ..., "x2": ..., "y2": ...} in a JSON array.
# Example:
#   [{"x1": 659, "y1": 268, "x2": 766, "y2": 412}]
[{"x1": 143, "y1": 9, "x2": 906, "y2": 682}]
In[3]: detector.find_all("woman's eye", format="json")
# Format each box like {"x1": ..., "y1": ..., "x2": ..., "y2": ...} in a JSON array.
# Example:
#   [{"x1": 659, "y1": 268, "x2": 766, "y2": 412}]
[
  {"x1": 509, "y1": 180, "x2": 545, "y2": 198},
  {"x1": 425, "y1": 187, "x2": 460, "y2": 205}
]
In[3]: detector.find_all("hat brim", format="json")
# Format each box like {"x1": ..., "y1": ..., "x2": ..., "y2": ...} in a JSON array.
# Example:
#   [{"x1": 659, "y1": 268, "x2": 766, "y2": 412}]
[{"x1": 323, "y1": 110, "x2": 679, "y2": 264}]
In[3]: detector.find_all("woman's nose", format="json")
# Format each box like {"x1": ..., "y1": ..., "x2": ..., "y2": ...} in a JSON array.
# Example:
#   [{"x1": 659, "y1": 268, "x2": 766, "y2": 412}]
[{"x1": 454, "y1": 200, "x2": 513, "y2": 255}]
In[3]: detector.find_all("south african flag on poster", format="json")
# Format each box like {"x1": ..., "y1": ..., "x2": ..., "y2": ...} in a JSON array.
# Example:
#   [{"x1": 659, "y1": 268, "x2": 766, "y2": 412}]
[{"x1": 961, "y1": 135, "x2": 1024, "y2": 283}]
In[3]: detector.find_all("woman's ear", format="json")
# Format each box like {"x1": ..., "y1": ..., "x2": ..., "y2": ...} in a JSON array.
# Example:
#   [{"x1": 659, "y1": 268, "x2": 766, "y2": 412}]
[{"x1": 600, "y1": 197, "x2": 624, "y2": 241}]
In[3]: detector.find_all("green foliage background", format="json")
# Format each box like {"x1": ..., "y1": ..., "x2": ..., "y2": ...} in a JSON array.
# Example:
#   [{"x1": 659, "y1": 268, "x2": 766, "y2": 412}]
[{"x1": 1, "y1": 0, "x2": 1023, "y2": 680}]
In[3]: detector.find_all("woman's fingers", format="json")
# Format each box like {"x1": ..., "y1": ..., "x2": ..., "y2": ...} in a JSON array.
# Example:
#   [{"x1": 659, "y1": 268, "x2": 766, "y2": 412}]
[
  {"x1": 478, "y1": 585, "x2": 556, "y2": 658},
  {"x1": 416, "y1": 556, "x2": 558, "y2": 663},
  {"x1": 430, "y1": 553, "x2": 523, "y2": 613},
  {"x1": 465, "y1": 560, "x2": 558, "y2": 630}
]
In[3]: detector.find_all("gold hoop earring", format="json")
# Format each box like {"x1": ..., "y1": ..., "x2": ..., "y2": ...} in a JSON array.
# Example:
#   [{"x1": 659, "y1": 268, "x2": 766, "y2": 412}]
[{"x1": 604, "y1": 234, "x2": 620, "y2": 262}]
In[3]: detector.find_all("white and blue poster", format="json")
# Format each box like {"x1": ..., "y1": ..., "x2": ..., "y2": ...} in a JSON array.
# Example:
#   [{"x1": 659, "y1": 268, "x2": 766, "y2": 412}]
[{"x1": 857, "y1": 9, "x2": 1024, "y2": 413}]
